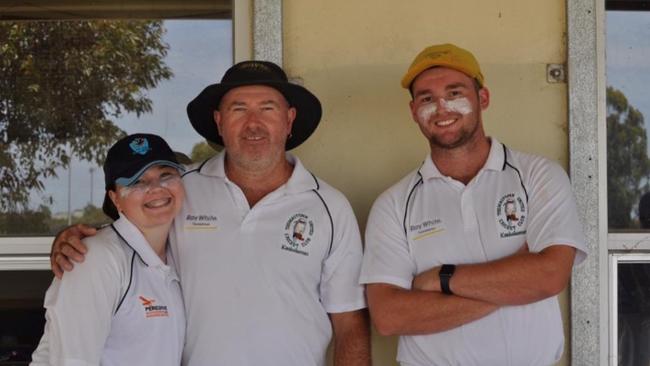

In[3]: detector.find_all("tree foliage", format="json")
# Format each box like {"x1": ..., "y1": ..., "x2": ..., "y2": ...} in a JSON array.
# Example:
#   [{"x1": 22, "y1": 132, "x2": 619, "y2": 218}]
[
  {"x1": 607, "y1": 86, "x2": 650, "y2": 229},
  {"x1": 190, "y1": 141, "x2": 220, "y2": 163},
  {"x1": 0, "y1": 204, "x2": 110, "y2": 236},
  {"x1": 0, "y1": 20, "x2": 172, "y2": 210}
]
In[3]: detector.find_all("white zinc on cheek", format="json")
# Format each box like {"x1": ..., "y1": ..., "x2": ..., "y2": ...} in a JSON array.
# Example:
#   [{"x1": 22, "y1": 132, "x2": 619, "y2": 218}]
[
  {"x1": 442, "y1": 97, "x2": 473, "y2": 115},
  {"x1": 416, "y1": 103, "x2": 437, "y2": 123}
]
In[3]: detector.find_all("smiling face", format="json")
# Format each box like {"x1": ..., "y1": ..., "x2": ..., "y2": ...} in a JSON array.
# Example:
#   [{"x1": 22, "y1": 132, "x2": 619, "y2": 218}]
[
  {"x1": 109, "y1": 165, "x2": 185, "y2": 230},
  {"x1": 409, "y1": 67, "x2": 489, "y2": 151},
  {"x1": 214, "y1": 85, "x2": 296, "y2": 172}
]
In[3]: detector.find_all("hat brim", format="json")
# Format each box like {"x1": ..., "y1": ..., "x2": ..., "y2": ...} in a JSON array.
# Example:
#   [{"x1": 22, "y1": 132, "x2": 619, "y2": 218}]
[
  {"x1": 186, "y1": 80, "x2": 322, "y2": 150},
  {"x1": 114, "y1": 160, "x2": 186, "y2": 187}
]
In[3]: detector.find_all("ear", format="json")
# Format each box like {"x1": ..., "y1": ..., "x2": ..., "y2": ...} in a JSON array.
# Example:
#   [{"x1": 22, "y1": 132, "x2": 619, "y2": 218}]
[
  {"x1": 214, "y1": 110, "x2": 223, "y2": 136},
  {"x1": 478, "y1": 87, "x2": 490, "y2": 110},
  {"x1": 108, "y1": 190, "x2": 121, "y2": 212},
  {"x1": 286, "y1": 107, "x2": 297, "y2": 133},
  {"x1": 409, "y1": 99, "x2": 419, "y2": 123}
]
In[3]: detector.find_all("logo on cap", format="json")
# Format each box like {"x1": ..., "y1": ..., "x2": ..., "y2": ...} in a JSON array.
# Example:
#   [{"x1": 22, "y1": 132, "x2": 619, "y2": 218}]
[{"x1": 129, "y1": 138, "x2": 150, "y2": 155}]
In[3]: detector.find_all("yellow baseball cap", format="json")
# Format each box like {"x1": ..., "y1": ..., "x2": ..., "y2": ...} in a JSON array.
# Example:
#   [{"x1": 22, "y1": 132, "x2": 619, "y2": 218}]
[{"x1": 401, "y1": 43, "x2": 485, "y2": 89}]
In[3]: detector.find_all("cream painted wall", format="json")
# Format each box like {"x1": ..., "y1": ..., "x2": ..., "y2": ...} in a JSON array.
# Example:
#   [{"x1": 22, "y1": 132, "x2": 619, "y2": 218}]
[{"x1": 282, "y1": 1, "x2": 571, "y2": 365}]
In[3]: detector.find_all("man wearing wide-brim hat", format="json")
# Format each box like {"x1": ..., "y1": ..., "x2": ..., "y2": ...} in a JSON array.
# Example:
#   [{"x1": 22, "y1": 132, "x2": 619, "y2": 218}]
[
  {"x1": 360, "y1": 43, "x2": 588, "y2": 365},
  {"x1": 51, "y1": 60, "x2": 370, "y2": 366},
  {"x1": 182, "y1": 60, "x2": 370, "y2": 365}
]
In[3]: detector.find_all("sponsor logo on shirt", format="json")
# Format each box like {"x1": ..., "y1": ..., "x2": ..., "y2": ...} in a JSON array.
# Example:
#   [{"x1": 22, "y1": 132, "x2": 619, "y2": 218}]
[
  {"x1": 496, "y1": 193, "x2": 527, "y2": 238},
  {"x1": 139, "y1": 296, "x2": 169, "y2": 318},
  {"x1": 281, "y1": 213, "x2": 314, "y2": 256},
  {"x1": 409, "y1": 218, "x2": 445, "y2": 240},
  {"x1": 184, "y1": 213, "x2": 218, "y2": 230}
]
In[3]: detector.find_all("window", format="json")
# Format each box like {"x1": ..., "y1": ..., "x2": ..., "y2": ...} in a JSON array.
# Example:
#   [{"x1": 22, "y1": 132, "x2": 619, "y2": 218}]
[
  {"x1": 605, "y1": 1, "x2": 650, "y2": 365},
  {"x1": 0, "y1": 0, "x2": 282, "y2": 270},
  {"x1": 610, "y1": 254, "x2": 650, "y2": 365},
  {"x1": 0, "y1": 2, "x2": 233, "y2": 238},
  {"x1": 606, "y1": 4, "x2": 650, "y2": 232}
]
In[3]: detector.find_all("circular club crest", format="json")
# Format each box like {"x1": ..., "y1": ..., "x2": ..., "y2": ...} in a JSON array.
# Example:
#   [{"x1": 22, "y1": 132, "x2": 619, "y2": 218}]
[
  {"x1": 284, "y1": 213, "x2": 314, "y2": 248},
  {"x1": 496, "y1": 193, "x2": 526, "y2": 232}
]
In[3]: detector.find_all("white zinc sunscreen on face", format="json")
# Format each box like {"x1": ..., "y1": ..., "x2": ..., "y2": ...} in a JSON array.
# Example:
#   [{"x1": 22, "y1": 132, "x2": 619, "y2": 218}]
[
  {"x1": 417, "y1": 103, "x2": 437, "y2": 123},
  {"x1": 417, "y1": 97, "x2": 473, "y2": 123},
  {"x1": 441, "y1": 97, "x2": 472, "y2": 115}
]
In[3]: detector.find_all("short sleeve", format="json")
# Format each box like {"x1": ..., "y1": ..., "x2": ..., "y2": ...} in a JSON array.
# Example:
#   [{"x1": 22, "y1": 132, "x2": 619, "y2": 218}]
[
  {"x1": 31, "y1": 236, "x2": 125, "y2": 365},
  {"x1": 319, "y1": 196, "x2": 367, "y2": 314},
  {"x1": 360, "y1": 190, "x2": 417, "y2": 289},
  {"x1": 525, "y1": 158, "x2": 588, "y2": 265}
]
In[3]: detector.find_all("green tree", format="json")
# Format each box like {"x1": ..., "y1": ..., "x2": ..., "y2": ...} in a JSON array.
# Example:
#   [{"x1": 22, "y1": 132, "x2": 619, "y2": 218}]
[
  {"x1": 0, "y1": 205, "x2": 51, "y2": 235},
  {"x1": 46, "y1": 204, "x2": 111, "y2": 234},
  {"x1": 190, "y1": 141, "x2": 220, "y2": 163},
  {"x1": 607, "y1": 86, "x2": 650, "y2": 229},
  {"x1": 0, "y1": 20, "x2": 172, "y2": 210}
]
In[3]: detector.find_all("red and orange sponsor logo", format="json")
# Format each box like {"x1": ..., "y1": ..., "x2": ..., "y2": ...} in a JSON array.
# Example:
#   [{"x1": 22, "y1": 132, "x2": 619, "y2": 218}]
[{"x1": 139, "y1": 296, "x2": 169, "y2": 318}]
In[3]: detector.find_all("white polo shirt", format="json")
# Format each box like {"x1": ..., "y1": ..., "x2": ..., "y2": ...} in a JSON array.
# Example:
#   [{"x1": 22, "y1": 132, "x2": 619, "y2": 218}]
[
  {"x1": 31, "y1": 216, "x2": 185, "y2": 366},
  {"x1": 171, "y1": 151, "x2": 366, "y2": 366},
  {"x1": 360, "y1": 139, "x2": 587, "y2": 366}
]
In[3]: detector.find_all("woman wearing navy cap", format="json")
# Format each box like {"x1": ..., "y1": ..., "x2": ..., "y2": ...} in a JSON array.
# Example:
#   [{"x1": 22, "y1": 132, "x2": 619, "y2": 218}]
[{"x1": 31, "y1": 133, "x2": 186, "y2": 366}]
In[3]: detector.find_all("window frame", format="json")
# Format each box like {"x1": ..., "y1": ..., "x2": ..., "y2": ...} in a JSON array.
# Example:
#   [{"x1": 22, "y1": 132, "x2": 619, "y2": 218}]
[
  {"x1": 0, "y1": 0, "x2": 281, "y2": 270},
  {"x1": 568, "y1": 0, "x2": 607, "y2": 364},
  {"x1": 568, "y1": 0, "x2": 650, "y2": 364},
  {"x1": 608, "y1": 253, "x2": 650, "y2": 365}
]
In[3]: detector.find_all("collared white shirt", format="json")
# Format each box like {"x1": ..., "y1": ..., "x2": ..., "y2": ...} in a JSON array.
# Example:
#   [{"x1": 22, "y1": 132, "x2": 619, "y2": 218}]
[
  {"x1": 172, "y1": 151, "x2": 366, "y2": 366},
  {"x1": 360, "y1": 138, "x2": 587, "y2": 366},
  {"x1": 31, "y1": 216, "x2": 185, "y2": 366}
]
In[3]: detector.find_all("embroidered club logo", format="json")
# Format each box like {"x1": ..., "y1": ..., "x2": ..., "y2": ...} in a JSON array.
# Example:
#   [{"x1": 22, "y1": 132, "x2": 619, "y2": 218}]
[
  {"x1": 129, "y1": 137, "x2": 150, "y2": 155},
  {"x1": 139, "y1": 295, "x2": 169, "y2": 318},
  {"x1": 281, "y1": 213, "x2": 314, "y2": 256},
  {"x1": 496, "y1": 193, "x2": 527, "y2": 238}
]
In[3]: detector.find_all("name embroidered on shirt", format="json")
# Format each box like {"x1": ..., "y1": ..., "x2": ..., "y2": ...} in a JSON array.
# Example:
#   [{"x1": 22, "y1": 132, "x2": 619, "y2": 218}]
[
  {"x1": 184, "y1": 214, "x2": 218, "y2": 230},
  {"x1": 410, "y1": 219, "x2": 445, "y2": 240}
]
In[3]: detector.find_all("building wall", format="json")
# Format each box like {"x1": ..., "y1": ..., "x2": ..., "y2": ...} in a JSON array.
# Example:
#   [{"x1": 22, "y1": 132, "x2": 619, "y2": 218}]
[{"x1": 282, "y1": 1, "x2": 571, "y2": 365}]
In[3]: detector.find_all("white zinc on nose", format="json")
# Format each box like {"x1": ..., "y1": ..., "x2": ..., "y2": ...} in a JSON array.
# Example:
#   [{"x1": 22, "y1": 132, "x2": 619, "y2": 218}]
[
  {"x1": 442, "y1": 97, "x2": 473, "y2": 115},
  {"x1": 416, "y1": 97, "x2": 473, "y2": 123}
]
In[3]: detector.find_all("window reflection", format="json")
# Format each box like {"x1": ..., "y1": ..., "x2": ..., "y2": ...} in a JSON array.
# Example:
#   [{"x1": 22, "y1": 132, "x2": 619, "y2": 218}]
[
  {"x1": 606, "y1": 5, "x2": 650, "y2": 231},
  {"x1": 618, "y1": 262, "x2": 650, "y2": 366},
  {"x1": 0, "y1": 19, "x2": 231, "y2": 236}
]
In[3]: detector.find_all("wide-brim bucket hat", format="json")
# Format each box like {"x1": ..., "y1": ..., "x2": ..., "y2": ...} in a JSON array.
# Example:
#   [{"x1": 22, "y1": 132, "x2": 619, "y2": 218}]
[{"x1": 187, "y1": 60, "x2": 322, "y2": 150}]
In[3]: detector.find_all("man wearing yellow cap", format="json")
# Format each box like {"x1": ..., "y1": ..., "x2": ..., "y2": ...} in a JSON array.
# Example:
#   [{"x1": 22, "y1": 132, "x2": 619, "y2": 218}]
[{"x1": 360, "y1": 44, "x2": 588, "y2": 365}]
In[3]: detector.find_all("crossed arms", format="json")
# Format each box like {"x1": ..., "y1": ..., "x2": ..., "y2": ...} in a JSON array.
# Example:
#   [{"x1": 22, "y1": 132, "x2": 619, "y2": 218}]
[{"x1": 366, "y1": 244, "x2": 576, "y2": 336}]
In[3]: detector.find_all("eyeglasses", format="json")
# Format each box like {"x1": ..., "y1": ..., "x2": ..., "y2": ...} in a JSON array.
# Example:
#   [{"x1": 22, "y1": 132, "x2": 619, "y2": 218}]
[{"x1": 119, "y1": 173, "x2": 182, "y2": 196}]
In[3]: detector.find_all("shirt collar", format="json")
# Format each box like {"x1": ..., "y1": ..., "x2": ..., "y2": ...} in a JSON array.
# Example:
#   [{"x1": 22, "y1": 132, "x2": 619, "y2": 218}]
[
  {"x1": 419, "y1": 137, "x2": 505, "y2": 180},
  {"x1": 284, "y1": 154, "x2": 320, "y2": 194},
  {"x1": 111, "y1": 215, "x2": 167, "y2": 268},
  {"x1": 198, "y1": 150, "x2": 318, "y2": 194},
  {"x1": 197, "y1": 149, "x2": 227, "y2": 178}
]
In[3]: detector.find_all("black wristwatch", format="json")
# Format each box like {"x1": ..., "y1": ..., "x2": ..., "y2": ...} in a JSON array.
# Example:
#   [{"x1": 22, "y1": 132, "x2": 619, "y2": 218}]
[{"x1": 439, "y1": 264, "x2": 456, "y2": 295}]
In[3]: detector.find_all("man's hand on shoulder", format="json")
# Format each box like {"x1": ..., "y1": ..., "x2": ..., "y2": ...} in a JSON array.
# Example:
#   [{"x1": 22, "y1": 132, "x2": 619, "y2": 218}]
[{"x1": 51, "y1": 224, "x2": 97, "y2": 278}]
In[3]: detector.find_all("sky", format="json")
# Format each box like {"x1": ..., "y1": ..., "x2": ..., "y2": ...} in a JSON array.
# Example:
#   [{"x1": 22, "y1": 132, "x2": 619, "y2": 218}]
[
  {"x1": 29, "y1": 19, "x2": 233, "y2": 214},
  {"x1": 606, "y1": 11, "x2": 650, "y2": 139}
]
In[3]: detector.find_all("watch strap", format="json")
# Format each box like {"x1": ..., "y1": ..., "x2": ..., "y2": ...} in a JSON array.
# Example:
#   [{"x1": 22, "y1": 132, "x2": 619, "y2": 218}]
[{"x1": 439, "y1": 264, "x2": 456, "y2": 295}]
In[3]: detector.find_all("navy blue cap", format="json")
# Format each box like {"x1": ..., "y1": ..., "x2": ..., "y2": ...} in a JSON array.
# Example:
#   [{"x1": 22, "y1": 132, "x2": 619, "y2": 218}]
[
  {"x1": 103, "y1": 133, "x2": 184, "y2": 189},
  {"x1": 102, "y1": 134, "x2": 184, "y2": 220}
]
